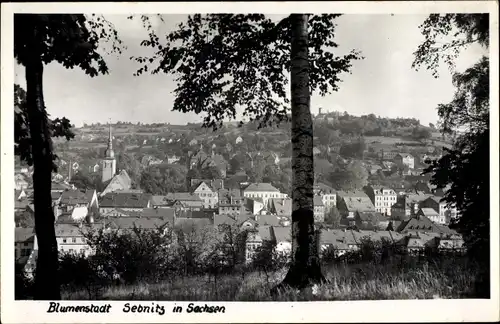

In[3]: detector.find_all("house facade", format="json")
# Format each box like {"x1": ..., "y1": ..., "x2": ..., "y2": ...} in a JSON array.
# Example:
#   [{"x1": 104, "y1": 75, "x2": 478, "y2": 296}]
[
  {"x1": 192, "y1": 181, "x2": 218, "y2": 209},
  {"x1": 313, "y1": 183, "x2": 336, "y2": 211},
  {"x1": 365, "y1": 186, "x2": 397, "y2": 216},
  {"x1": 313, "y1": 196, "x2": 325, "y2": 223},
  {"x1": 420, "y1": 196, "x2": 458, "y2": 225}
]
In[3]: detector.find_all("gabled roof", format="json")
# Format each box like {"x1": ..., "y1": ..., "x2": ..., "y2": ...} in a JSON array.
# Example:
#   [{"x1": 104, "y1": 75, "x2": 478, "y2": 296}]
[
  {"x1": 269, "y1": 198, "x2": 292, "y2": 215},
  {"x1": 165, "y1": 192, "x2": 203, "y2": 202},
  {"x1": 244, "y1": 183, "x2": 279, "y2": 192},
  {"x1": 103, "y1": 170, "x2": 132, "y2": 192},
  {"x1": 15, "y1": 227, "x2": 35, "y2": 243},
  {"x1": 141, "y1": 207, "x2": 176, "y2": 222},
  {"x1": 106, "y1": 216, "x2": 171, "y2": 230},
  {"x1": 314, "y1": 182, "x2": 336, "y2": 194},
  {"x1": 397, "y1": 214, "x2": 440, "y2": 232},
  {"x1": 272, "y1": 226, "x2": 291, "y2": 243},
  {"x1": 356, "y1": 211, "x2": 384, "y2": 222},
  {"x1": 343, "y1": 196, "x2": 375, "y2": 212},
  {"x1": 60, "y1": 190, "x2": 89, "y2": 205},
  {"x1": 418, "y1": 208, "x2": 439, "y2": 217},
  {"x1": 256, "y1": 214, "x2": 280, "y2": 227},
  {"x1": 100, "y1": 192, "x2": 152, "y2": 208},
  {"x1": 151, "y1": 195, "x2": 172, "y2": 206}
]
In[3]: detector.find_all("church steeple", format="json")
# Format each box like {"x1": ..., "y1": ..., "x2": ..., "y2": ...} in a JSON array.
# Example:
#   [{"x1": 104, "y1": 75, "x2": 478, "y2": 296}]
[
  {"x1": 102, "y1": 120, "x2": 116, "y2": 183},
  {"x1": 105, "y1": 122, "x2": 115, "y2": 159}
]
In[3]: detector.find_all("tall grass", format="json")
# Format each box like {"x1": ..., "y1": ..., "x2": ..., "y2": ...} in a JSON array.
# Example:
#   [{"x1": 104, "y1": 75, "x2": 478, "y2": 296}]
[{"x1": 61, "y1": 256, "x2": 477, "y2": 301}]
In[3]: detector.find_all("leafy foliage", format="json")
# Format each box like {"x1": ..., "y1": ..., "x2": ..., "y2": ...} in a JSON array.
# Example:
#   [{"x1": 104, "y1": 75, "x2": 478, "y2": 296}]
[
  {"x1": 140, "y1": 164, "x2": 188, "y2": 195},
  {"x1": 412, "y1": 14, "x2": 489, "y2": 78},
  {"x1": 14, "y1": 84, "x2": 75, "y2": 172},
  {"x1": 131, "y1": 14, "x2": 362, "y2": 130},
  {"x1": 413, "y1": 13, "x2": 490, "y2": 296}
]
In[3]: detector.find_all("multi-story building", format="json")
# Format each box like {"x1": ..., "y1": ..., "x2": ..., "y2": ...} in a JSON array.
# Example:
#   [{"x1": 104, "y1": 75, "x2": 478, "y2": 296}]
[
  {"x1": 313, "y1": 195, "x2": 325, "y2": 223},
  {"x1": 336, "y1": 191, "x2": 376, "y2": 225},
  {"x1": 313, "y1": 182, "x2": 337, "y2": 211},
  {"x1": 364, "y1": 186, "x2": 397, "y2": 216},
  {"x1": 420, "y1": 196, "x2": 458, "y2": 224},
  {"x1": 242, "y1": 183, "x2": 287, "y2": 207},
  {"x1": 191, "y1": 181, "x2": 218, "y2": 209}
]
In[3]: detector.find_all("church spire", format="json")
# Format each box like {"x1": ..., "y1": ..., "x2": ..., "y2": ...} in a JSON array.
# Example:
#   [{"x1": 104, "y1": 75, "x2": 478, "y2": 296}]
[{"x1": 105, "y1": 120, "x2": 115, "y2": 159}]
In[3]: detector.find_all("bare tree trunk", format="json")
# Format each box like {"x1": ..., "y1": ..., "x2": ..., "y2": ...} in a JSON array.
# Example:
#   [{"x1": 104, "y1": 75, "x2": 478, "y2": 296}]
[
  {"x1": 25, "y1": 31, "x2": 61, "y2": 300},
  {"x1": 278, "y1": 14, "x2": 325, "y2": 290}
]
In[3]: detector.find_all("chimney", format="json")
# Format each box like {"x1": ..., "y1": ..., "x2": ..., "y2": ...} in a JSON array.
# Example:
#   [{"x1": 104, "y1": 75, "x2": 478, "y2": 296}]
[{"x1": 319, "y1": 108, "x2": 323, "y2": 115}]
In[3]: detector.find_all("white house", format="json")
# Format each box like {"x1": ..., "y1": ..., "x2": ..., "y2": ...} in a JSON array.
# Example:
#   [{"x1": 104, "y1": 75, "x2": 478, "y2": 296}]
[
  {"x1": 243, "y1": 183, "x2": 287, "y2": 207},
  {"x1": 191, "y1": 181, "x2": 218, "y2": 209},
  {"x1": 366, "y1": 186, "x2": 397, "y2": 216}
]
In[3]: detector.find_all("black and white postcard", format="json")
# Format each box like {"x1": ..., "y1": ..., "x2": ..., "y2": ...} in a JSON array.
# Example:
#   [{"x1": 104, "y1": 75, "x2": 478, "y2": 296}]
[{"x1": 1, "y1": 1, "x2": 499, "y2": 323}]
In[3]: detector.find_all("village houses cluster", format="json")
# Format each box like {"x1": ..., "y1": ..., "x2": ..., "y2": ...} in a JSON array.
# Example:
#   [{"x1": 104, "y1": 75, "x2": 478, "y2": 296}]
[{"x1": 15, "y1": 125, "x2": 464, "y2": 277}]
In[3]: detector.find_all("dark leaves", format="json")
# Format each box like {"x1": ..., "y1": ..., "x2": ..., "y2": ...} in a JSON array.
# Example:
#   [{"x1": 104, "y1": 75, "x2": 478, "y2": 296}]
[
  {"x1": 14, "y1": 84, "x2": 75, "y2": 172},
  {"x1": 14, "y1": 14, "x2": 124, "y2": 77},
  {"x1": 412, "y1": 14, "x2": 489, "y2": 78}
]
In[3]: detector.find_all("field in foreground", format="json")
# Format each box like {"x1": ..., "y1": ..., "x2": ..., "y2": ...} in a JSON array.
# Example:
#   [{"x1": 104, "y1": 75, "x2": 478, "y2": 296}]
[{"x1": 61, "y1": 259, "x2": 478, "y2": 301}]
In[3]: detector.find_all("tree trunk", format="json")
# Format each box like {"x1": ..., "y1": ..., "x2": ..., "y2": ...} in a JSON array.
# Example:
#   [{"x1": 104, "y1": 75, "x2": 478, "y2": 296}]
[
  {"x1": 278, "y1": 14, "x2": 325, "y2": 290},
  {"x1": 25, "y1": 53, "x2": 61, "y2": 299}
]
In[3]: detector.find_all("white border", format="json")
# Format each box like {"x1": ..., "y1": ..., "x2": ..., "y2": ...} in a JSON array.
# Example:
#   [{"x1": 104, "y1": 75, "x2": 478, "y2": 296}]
[{"x1": 1, "y1": 2, "x2": 499, "y2": 323}]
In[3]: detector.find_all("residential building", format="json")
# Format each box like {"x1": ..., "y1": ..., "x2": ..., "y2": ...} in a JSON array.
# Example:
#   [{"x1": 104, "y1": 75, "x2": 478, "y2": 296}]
[
  {"x1": 364, "y1": 186, "x2": 397, "y2": 216},
  {"x1": 394, "y1": 153, "x2": 415, "y2": 169},
  {"x1": 354, "y1": 211, "x2": 388, "y2": 230},
  {"x1": 242, "y1": 183, "x2": 286, "y2": 206},
  {"x1": 245, "y1": 197, "x2": 265, "y2": 215},
  {"x1": 245, "y1": 226, "x2": 272, "y2": 264},
  {"x1": 218, "y1": 203, "x2": 244, "y2": 216},
  {"x1": 420, "y1": 196, "x2": 458, "y2": 225},
  {"x1": 268, "y1": 198, "x2": 292, "y2": 217},
  {"x1": 15, "y1": 227, "x2": 35, "y2": 261},
  {"x1": 336, "y1": 191, "x2": 376, "y2": 225},
  {"x1": 314, "y1": 195, "x2": 325, "y2": 223},
  {"x1": 99, "y1": 192, "x2": 152, "y2": 215},
  {"x1": 54, "y1": 223, "x2": 96, "y2": 257},
  {"x1": 416, "y1": 207, "x2": 443, "y2": 224},
  {"x1": 272, "y1": 226, "x2": 292, "y2": 258},
  {"x1": 391, "y1": 193, "x2": 431, "y2": 221},
  {"x1": 191, "y1": 181, "x2": 218, "y2": 209},
  {"x1": 15, "y1": 174, "x2": 29, "y2": 190},
  {"x1": 313, "y1": 182, "x2": 337, "y2": 210},
  {"x1": 59, "y1": 189, "x2": 98, "y2": 213},
  {"x1": 380, "y1": 151, "x2": 399, "y2": 160}
]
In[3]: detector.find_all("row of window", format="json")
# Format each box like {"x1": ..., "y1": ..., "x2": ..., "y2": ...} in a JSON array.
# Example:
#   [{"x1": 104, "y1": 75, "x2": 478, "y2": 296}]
[{"x1": 245, "y1": 193, "x2": 282, "y2": 199}]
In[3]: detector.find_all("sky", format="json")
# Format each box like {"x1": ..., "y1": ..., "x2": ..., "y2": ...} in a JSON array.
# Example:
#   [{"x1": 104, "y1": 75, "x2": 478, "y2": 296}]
[{"x1": 14, "y1": 14, "x2": 486, "y2": 128}]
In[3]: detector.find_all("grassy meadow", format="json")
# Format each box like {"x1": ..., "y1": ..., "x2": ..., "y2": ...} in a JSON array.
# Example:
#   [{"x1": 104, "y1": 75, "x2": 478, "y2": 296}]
[{"x1": 60, "y1": 256, "x2": 478, "y2": 301}]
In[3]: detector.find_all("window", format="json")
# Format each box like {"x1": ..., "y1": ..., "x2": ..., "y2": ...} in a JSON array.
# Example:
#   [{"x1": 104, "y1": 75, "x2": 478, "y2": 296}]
[
  {"x1": 72, "y1": 238, "x2": 77, "y2": 243},
  {"x1": 62, "y1": 238, "x2": 67, "y2": 243},
  {"x1": 69, "y1": 249, "x2": 74, "y2": 254}
]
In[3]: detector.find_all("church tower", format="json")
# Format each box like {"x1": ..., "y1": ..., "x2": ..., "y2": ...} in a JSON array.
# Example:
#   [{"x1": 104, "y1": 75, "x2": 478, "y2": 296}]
[{"x1": 101, "y1": 122, "x2": 116, "y2": 183}]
